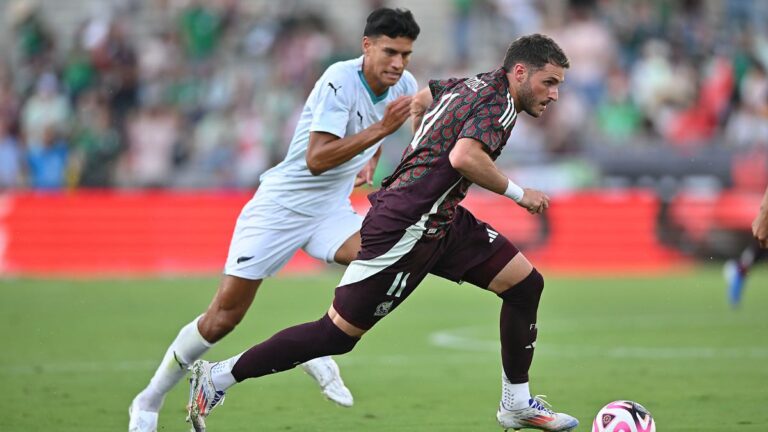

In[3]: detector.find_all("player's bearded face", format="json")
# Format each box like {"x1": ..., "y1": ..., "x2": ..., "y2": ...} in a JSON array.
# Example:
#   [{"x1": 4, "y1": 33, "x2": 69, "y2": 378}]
[
  {"x1": 362, "y1": 36, "x2": 414, "y2": 95},
  {"x1": 517, "y1": 63, "x2": 564, "y2": 118}
]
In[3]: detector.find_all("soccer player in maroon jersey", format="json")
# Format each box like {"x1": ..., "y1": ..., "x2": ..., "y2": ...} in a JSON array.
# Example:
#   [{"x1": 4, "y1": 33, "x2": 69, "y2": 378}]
[{"x1": 187, "y1": 34, "x2": 578, "y2": 432}]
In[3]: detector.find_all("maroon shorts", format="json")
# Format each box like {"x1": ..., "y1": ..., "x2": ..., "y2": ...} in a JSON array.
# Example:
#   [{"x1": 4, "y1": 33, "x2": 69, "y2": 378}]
[{"x1": 333, "y1": 206, "x2": 519, "y2": 330}]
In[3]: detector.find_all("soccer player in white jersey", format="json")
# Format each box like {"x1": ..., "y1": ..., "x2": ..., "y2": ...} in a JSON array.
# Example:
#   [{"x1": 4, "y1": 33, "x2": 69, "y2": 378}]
[{"x1": 128, "y1": 8, "x2": 420, "y2": 432}]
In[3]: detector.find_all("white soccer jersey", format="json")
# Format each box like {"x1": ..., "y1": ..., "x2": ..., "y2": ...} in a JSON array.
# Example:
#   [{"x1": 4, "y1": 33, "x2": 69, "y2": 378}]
[{"x1": 258, "y1": 56, "x2": 418, "y2": 216}]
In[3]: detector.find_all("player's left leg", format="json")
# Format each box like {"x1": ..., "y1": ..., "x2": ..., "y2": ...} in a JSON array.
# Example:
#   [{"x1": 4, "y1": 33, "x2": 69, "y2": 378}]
[
  {"x1": 187, "y1": 312, "x2": 362, "y2": 431},
  {"x1": 432, "y1": 208, "x2": 577, "y2": 431},
  {"x1": 464, "y1": 251, "x2": 578, "y2": 431}
]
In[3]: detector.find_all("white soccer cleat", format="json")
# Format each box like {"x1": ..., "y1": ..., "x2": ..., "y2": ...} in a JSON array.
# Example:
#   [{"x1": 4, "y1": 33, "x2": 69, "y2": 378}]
[
  {"x1": 128, "y1": 399, "x2": 158, "y2": 432},
  {"x1": 497, "y1": 396, "x2": 579, "y2": 431},
  {"x1": 299, "y1": 356, "x2": 354, "y2": 407},
  {"x1": 186, "y1": 360, "x2": 226, "y2": 432}
]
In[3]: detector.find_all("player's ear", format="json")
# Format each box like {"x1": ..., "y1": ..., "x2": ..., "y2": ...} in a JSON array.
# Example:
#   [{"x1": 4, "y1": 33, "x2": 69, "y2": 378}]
[
  {"x1": 362, "y1": 36, "x2": 373, "y2": 55},
  {"x1": 513, "y1": 63, "x2": 528, "y2": 83}
]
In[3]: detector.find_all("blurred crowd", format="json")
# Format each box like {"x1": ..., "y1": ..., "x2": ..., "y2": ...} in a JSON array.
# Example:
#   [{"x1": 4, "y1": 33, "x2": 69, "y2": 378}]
[{"x1": 0, "y1": 0, "x2": 767, "y2": 191}]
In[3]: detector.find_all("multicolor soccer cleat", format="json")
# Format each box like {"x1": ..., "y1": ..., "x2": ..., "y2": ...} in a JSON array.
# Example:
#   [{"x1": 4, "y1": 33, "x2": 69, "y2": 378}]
[
  {"x1": 186, "y1": 360, "x2": 226, "y2": 432},
  {"x1": 497, "y1": 396, "x2": 579, "y2": 431},
  {"x1": 299, "y1": 356, "x2": 354, "y2": 407}
]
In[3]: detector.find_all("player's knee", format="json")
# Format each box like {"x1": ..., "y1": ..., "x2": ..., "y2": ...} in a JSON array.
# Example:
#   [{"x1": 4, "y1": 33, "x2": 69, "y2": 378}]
[
  {"x1": 497, "y1": 268, "x2": 544, "y2": 305},
  {"x1": 314, "y1": 314, "x2": 360, "y2": 355}
]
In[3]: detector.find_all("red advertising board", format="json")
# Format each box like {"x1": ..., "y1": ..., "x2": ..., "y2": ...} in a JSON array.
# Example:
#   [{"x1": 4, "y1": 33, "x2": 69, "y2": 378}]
[{"x1": 0, "y1": 189, "x2": 710, "y2": 277}]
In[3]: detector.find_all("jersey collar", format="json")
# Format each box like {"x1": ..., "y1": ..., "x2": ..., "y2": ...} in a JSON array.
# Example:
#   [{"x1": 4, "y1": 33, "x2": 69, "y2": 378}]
[{"x1": 358, "y1": 70, "x2": 390, "y2": 104}]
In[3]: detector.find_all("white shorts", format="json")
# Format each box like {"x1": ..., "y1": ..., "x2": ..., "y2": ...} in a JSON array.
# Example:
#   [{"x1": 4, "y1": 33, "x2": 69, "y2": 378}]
[{"x1": 224, "y1": 191, "x2": 363, "y2": 280}]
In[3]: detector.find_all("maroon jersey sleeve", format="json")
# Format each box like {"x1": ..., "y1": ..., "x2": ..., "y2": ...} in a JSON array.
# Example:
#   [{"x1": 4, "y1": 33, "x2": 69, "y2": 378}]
[
  {"x1": 458, "y1": 97, "x2": 508, "y2": 154},
  {"x1": 429, "y1": 78, "x2": 461, "y2": 98}
]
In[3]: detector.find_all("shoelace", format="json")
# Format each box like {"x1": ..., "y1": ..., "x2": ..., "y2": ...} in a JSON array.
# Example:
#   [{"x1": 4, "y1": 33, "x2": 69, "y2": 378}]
[{"x1": 530, "y1": 395, "x2": 555, "y2": 414}]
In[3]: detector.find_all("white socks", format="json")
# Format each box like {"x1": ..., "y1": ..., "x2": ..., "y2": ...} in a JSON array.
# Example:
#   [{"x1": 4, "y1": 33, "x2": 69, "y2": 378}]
[
  {"x1": 135, "y1": 316, "x2": 212, "y2": 411},
  {"x1": 501, "y1": 372, "x2": 531, "y2": 411},
  {"x1": 210, "y1": 354, "x2": 242, "y2": 392}
]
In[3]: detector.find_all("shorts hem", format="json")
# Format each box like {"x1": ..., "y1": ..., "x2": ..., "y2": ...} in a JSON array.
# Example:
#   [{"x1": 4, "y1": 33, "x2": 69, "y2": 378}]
[
  {"x1": 322, "y1": 224, "x2": 361, "y2": 263},
  {"x1": 223, "y1": 268, "x2": 274, "y2": 281},
  {"x1": 332, "y1": 298, "x2": 374, "y2": 331}
]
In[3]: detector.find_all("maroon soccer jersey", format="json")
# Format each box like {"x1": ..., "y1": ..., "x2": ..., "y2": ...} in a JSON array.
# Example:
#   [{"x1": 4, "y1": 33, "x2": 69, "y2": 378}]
[{"x1": 371, "y1": 68, "x2": 518, "y2": 239}]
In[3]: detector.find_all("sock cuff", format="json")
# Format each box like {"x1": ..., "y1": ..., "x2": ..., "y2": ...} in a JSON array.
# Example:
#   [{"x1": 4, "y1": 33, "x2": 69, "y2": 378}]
[{"x1": 193, "y1": 315, "x2": 214, "y2": 348}]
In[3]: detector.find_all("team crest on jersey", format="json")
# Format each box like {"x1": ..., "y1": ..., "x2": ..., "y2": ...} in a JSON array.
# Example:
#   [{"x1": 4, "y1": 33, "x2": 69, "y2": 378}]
[
  {"x1": 464, "y1": 77, "x2": 488, "y2": 92},
  {"x1": 374, "y1": 300, "x2": 394, "y2": 317}
]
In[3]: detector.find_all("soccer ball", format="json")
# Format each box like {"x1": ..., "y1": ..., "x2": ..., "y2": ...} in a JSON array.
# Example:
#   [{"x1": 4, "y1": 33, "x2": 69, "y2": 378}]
[{"x1": 592, "y1": 400, "x2": 656, "y2": 432}]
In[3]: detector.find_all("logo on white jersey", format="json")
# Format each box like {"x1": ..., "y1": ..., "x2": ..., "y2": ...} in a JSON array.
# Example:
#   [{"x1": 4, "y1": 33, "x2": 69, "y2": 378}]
[
  {"x1": 328, "y1": 82, "x2": 341, "y2": 95},
  {"x1": 486, "y1": 228, "x2": 498, "y2": 243},
  {"x1": 374, "y1": 300, "x2": 394, "y2": 317}
]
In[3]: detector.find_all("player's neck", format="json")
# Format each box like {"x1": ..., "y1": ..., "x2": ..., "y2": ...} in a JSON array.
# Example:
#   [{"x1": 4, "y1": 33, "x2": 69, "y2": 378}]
[
  {"x1": 505, "y1": 72, "x2": 522, "y2": 113},
  {"x1": 361, "y1": 62, "x2": 388, "y2": 96}
]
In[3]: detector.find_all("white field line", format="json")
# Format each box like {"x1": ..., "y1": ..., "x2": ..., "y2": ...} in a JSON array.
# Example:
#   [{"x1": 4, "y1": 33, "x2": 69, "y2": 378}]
[
  {"x1": 428, "y1": 326, "x2": 768, "y2": 359},
  {"x1": 4, "y1": 325, "x2": 767, "y2": 376}
]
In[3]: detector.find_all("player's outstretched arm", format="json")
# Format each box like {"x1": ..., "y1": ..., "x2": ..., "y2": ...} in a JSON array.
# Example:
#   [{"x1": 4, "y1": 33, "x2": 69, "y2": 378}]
[
  {"x1": 410, "y1": 87, "x2": 433, "y2": 133},
  {"x1": 753, "y1": 185, "x2": 768, "y2": 248},
  {"x1": 306, "y1": 95, "x2": 412, "y2": 175},
  {"x1": 449, "y1": 137, "x2": 549, "y2": 214}
]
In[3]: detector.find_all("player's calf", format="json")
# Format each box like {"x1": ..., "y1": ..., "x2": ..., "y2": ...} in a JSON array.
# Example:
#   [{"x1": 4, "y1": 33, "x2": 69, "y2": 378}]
[{"x1": 230, "y1": 314, "x2": 359, "y2": 380}]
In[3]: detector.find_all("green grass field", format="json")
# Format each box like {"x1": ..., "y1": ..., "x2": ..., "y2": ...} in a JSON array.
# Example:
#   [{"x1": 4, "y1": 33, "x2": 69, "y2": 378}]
[{"x1": 2, "y1": 265, "x2": 767, "y2": 431}]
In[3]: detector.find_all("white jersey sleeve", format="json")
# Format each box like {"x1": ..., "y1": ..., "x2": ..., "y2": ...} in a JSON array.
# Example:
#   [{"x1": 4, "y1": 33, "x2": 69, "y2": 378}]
[{"x1": 310, "y1": 64, "x2": 356, "y2": 139}]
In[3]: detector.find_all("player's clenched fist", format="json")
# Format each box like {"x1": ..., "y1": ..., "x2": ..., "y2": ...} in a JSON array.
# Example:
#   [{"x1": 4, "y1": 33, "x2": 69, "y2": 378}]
[
  {"x1": 380, "y1": 95, "x2": 413, "y2": 133},
  {"x1": 518, "y1": 188, "x2": 550, "y2": 214}
]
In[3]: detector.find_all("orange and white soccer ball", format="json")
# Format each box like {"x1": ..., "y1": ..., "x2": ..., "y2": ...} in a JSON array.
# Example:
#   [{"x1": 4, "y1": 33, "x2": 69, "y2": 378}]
[{"x1": 593, "y1": 400, "x2": 656, "y2": 432}]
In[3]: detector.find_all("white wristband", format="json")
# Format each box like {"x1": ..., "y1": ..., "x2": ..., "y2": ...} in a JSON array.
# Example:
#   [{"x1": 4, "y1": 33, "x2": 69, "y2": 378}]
[{"x1": 503, "y1": 179, "x2": 524, "y2": 203}]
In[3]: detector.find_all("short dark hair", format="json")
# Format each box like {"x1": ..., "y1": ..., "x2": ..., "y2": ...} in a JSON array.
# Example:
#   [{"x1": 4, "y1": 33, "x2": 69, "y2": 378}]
[
  {"x1": 363, "y1": 8, "x2": 420, "y2": 40},
  {"x1": 502, "y1": 34, "x2": 569, "y2": 71}
]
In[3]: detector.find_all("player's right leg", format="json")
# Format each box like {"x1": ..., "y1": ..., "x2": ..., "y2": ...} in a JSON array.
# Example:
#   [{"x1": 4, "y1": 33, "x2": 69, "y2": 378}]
[
  {"x1": 129, "y1": 275, "x2": 261, "y2": 432},
  {"x1": 131, "y1": 192, "x2": 313, "y2": 431},
  {"x1": 186, "y1": 229, "x2": 438, "y2": 429}
]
